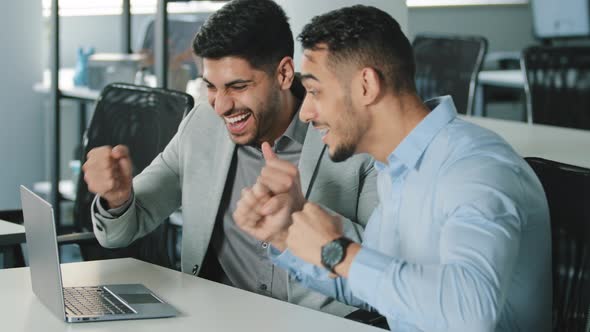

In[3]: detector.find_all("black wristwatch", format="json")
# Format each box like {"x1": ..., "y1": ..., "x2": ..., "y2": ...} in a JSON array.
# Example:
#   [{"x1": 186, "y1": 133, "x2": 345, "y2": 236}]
[{"x1": 321, "y1": 237, "x2": 353, "y2": 274}]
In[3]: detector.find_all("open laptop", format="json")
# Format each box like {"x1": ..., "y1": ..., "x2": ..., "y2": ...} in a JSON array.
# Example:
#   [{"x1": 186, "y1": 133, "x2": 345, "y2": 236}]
[{"x1": 20, "y1": 185, "x2": 177, "y2": 323}]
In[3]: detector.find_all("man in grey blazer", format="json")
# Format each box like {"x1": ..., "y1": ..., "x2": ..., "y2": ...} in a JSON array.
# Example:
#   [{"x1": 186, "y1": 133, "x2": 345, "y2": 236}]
[{"x1": 82, "y1": 0, "x2": 377, "y2": 317}]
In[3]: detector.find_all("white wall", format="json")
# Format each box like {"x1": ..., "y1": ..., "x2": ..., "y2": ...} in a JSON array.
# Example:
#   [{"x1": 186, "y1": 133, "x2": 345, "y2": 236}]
[
  {"x1": 408, "y1": 4, "x2": 536, "y2": 52},
  {"x1": 276, "y1": 0, "x2": 409, "y2": 67},
  {"x1": 0, "y1": 0, "x2": 44, "y2": 209}
]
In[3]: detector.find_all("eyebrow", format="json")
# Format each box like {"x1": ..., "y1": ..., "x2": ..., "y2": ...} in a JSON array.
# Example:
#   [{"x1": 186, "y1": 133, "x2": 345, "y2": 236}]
[
  {"x1": 201, "y1": 77, "x2": 254, "y2": 88},
  {"x1": 300, "y1": 73, "x2": 320, "y2": 83}
]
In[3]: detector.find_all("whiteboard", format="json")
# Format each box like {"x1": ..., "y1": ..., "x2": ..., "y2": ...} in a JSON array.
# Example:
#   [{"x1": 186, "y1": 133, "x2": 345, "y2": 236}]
[{"x1": 532, "y1": 0, "x2": 590, "y2": 38}]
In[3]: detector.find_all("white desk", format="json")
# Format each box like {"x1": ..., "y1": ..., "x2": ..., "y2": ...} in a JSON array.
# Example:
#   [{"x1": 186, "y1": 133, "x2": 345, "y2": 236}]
[
  {"x1": 33, "y1": 69, "x2": 101, "y2": 101},
  {"x1": 474, "y1": 70, "x2": 526, "y2": 118},
  {"x1": 460, "y1": 115, "x2": 590, "y2": 169},
  {"x1": 0, "y1": 219, "x2": 25, "y2": 268},
  {"x1": 478, "y1": 70, "x2": 524, "y2": 89},
  {"x1": 0, "y1": 258, "x2": 380, "y2": 332},
  {"x1": 0, "y1": 219, "x2": 25, "y2": 246},
  {"x1": 33, "y1": 180, "x2": 76, "y2": 202}
]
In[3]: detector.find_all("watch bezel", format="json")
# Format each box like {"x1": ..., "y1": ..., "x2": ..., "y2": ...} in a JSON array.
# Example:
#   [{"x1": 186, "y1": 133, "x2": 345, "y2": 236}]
[{"x1": 321, "y1": 237, "x2": 353, "y2": 273}]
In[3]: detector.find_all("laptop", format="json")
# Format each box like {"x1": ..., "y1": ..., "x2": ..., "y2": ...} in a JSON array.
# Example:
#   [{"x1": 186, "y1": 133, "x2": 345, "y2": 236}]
[{"x1": 20, "y1": 185, "x2": 177, "y2": 323}]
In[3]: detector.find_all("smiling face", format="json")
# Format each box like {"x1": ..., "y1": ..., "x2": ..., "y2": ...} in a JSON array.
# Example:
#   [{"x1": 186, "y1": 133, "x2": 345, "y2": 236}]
[
  {"x1": 299, "y1": 47, "x2": 369, "y2": 162},
  {"x1": 203, "y1": 56, "x2": 282, "y2": 145}
]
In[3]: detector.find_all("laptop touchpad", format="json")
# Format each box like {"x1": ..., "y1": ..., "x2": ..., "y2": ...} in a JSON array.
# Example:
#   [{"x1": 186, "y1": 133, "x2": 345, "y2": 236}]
[{"x1": 118, "y1": 293, "x2": 162, "y2": 304}]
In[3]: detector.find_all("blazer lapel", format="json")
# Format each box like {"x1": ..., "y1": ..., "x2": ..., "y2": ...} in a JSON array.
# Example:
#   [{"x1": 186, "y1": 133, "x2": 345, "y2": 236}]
[{"x1": 204, "y1": 126, "x2": 235, "y2": 228}]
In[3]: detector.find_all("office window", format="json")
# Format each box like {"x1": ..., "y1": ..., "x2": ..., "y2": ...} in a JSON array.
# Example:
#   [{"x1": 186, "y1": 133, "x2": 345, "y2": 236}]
[
  {"x1": 42, "y1": 0, "x2": 226, "y2": 17},
  {"x1": 408, "y1": 0, "x2": 528, "y2": 7}
]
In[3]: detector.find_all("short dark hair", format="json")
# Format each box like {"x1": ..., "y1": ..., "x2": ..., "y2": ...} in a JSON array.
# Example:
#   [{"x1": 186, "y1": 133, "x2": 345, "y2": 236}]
[
  {"x1": 193, "y1": 0, "x2": 294, "y2": 72},
  {"x1": 298, "y1": 5, "x2": 415, "y2": 93}
]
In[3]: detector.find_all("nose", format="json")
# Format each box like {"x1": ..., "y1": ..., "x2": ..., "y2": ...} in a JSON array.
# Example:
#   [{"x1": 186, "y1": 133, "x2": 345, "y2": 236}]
[
  {"x1": 299, "y1": 95, "x2": 316, "y2": 123},
  {"x1": 210, "y1": 91, "x2": 234, "y2": 116}
]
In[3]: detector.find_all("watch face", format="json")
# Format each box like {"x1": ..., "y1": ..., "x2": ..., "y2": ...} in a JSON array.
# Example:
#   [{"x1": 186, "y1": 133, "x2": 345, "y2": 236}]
[{"x1": 322, "y1": 241, "x2": 345, "y2": 269}]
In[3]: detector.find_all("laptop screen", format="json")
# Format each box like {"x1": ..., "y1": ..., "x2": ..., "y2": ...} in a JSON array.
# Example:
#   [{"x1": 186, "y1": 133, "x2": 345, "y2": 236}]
[{"x1": 20, "y1": 186, "x2": 67, "y2": 321}]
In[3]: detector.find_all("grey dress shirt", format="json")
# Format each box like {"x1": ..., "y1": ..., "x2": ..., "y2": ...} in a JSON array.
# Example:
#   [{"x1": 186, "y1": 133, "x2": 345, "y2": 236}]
[{"x1": 207, "y1": 110, "x2": 307, "y2": 300}]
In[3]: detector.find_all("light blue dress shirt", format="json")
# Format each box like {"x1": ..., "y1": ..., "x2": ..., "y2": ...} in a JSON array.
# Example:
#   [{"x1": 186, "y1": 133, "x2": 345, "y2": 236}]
[{"x1": 271, "y1": 96, "x2": 551, "y2": 331}]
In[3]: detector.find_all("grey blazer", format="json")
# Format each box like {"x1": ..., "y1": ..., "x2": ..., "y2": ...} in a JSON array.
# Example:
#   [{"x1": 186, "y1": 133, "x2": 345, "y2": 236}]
[{"x1": 92, "y1": 102, "x2": 378, "y2": 316}]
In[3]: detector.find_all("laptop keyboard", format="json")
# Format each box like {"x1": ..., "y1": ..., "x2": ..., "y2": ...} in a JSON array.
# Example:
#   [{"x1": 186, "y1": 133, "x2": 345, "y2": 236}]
[{"x1": 64, "y1": 287, "x2": 135, "y2": 316}]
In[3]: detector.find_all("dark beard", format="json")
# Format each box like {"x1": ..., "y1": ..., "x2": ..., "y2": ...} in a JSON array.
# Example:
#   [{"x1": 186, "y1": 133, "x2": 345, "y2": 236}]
[{"x1": 329, "y1": 143, "x2": 356, "y2": 163}]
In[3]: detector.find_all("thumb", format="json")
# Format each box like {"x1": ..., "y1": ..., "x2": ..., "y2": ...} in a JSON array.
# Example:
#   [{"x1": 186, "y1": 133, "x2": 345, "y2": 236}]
[
  {"x1": 117, "y1": 155, "x2": 133, "y2": 180},
  {"x1": 112, "y1": 145, "x2": 133, "y2": 179},
  {"x1": 111, "y1": 144, "x2": 130, "y2": 160},
  {"x1": 261, "y1": 142, "x2": 277, "y2": 162}
]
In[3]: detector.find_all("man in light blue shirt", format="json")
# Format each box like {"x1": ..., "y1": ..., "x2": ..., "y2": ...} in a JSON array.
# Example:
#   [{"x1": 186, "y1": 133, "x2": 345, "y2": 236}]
[{"x1": 233, "y1": 5, "x2": 551, "y2": 331}]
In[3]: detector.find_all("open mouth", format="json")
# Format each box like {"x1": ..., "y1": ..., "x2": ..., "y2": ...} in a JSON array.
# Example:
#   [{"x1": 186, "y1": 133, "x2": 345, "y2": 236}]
[
  {"x1": 316, "y1": 127, "x2": 330, "y2": 142},
  {"x1": 224, "y1": 111, "x2": 252, "y2": 134}
]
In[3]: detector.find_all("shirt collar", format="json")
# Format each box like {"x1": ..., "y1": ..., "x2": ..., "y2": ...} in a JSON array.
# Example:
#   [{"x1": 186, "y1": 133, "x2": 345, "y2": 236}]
[
  {"x1": 280, "y1": 108, "x2": 306, "y2": 146},
  {"x1": 375, "y1": 95, "x2": 457, "y2": 172}
]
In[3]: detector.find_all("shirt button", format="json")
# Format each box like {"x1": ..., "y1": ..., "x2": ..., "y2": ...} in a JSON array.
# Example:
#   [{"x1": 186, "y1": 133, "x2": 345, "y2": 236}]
[
  {"x1": 192, "y1": 264, "x2": 199, "y2": 276},
  {"x1": 259, "y1": 283, "x2": 268, "y2": 291},
  {"x1": 261, "y1": 242, "x2": 268, "y2": 249}
]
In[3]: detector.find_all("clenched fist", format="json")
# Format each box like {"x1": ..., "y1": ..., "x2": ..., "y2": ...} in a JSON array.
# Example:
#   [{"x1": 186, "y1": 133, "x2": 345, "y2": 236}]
[
  {"x1": 82, "y1": 145, "x2": 133, "y2": 209},
  {"x1": 233, "y1": 142, "x2": 306, "y2": 251}
]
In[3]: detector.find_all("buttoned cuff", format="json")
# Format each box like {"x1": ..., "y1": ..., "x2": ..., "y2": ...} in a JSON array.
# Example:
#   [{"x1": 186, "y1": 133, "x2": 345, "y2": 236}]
[
  {"x1": 268, "y1": 246, "x2": 330, "y2": 281},
  {"x1": 95, "y1": 193, "x2": 134, "y2": 218},
  {"x1": 349, "y1": 246, "x2": 394, "y2": 305}
]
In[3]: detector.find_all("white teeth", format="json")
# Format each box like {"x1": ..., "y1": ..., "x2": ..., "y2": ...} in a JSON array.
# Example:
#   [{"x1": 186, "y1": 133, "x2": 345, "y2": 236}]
[{"x1": 225, "y1": 113, "x2": 249, "y2": 124}]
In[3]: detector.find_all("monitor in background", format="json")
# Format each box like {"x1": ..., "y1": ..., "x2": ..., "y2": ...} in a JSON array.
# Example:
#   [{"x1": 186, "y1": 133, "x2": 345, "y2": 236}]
[{"x1": 532, "y1": 0, "x2": 590, "y2": 39}]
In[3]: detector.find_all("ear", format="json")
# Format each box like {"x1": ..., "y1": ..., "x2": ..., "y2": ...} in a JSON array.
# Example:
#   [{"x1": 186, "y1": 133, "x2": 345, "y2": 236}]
[
  {"x1": 359, "y1": 67, "x2": 382, "y2": 106},
  {"x1": 276, "y1": 57, "x2": 295, "y2": 91}
]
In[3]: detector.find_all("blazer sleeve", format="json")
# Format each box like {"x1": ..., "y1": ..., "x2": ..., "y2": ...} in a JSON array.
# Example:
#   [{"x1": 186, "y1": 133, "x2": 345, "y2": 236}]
[{"x1": 91, "y1": 107, "x2": 198, "y2": 248}]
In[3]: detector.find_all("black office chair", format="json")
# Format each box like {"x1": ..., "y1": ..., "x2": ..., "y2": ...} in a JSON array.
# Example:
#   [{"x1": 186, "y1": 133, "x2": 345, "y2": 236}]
[
  {"x1": 522, "y1": 46, "x2": 590, "y2": 129},
  {"x1": 72, "y1": 83, "x2": 193, "y2": 269},
  {"x1": 413, "y1": 33, "x2": 488, "y2": 115},
  {"x1": 525, "y1": 157, "x2": 590, "y2": 332}
]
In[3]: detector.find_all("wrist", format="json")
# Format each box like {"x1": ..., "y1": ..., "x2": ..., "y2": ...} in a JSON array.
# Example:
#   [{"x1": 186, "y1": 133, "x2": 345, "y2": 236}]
[
  {"x1": 270, "y1": 230, "x2": 288, "y2": 252},
  {"x1": 333, "y1": 242, "x2": 361, "y2": 278},
  {"x1": 105, "y1": 191, "x2": 131, "y2": 209},
  {"x1": 321, "y1": 237, "x2": 357, "y2": 276}
]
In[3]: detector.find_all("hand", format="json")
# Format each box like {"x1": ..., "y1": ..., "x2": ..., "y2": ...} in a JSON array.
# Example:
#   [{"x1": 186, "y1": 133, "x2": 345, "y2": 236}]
[
  {"x1": 288, "y1": 202, "x2": 344, "y2": 268},
  {"x1": 233, "y1": 142, "x2": 306, "y2": 251},
  {"x1": 82, "y1": 145, "x2": 133, "y2": 209},
  {"x1": 233, "y1": 181, "x2": 279, "y2": 243}
]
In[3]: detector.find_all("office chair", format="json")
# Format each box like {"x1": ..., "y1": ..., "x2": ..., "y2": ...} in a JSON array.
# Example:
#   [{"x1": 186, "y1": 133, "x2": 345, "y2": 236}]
[
  {"x1": 522, "y1": 46, "x2": 590, "y2": 129},
  {"x1": 525, "y1": 157, "x2": 590, "y2": 332},
  {"x1": 72, "y1": 83, "x2": 194, "y2": 269},
  {"x1": 413, "y1": 33, "x2": 488, "y2": 115}
]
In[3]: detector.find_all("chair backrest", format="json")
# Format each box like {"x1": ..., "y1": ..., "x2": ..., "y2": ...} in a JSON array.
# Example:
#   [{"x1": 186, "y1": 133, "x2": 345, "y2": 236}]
[
  {"x1": 74, "y1": 83, "x2": 194, "y2": 267},
  {"x1": 525, "y1": 157, "x2": 590, "y2": 332},
  {"x1": 522, "y1": 46, "x2": 590, "y2": 129},
  {"x1": 412, "y1": 33, "x2": 487, "y2": 115}
]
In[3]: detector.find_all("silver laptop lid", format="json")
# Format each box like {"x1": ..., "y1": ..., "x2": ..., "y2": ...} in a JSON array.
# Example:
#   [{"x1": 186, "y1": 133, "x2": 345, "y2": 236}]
[{"x1": 20, "y1": 185, "x2": 66, "y2": 321}]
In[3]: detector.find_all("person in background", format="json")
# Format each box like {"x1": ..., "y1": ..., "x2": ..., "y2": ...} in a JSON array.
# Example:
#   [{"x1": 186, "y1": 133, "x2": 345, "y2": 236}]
[
  {"x1": 234, "y1": 5, "x2": 551, "y2": 331},
  {"x1": 82, "y1": 0, "x2": 377, "y2": 317}
]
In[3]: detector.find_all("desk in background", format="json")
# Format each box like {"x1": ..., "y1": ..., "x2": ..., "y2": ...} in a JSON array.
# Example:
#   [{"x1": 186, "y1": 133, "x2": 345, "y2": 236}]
[
  {"x1": 0, "y1": 258, "x2": 380, "y2": 332},
  {"x1": 0, "y1": 219, "x2": 25, "y2": 268},
  {"x1": 460, "y1": 115, "x2": 590, "y2": 169},
  {"x1": 0, "y1": 219, "x2": 25, "y2": 247},
  {"x1": 475, "y1": 70, "x2": 526, "y2": 120},
  {"x1": 478, "y1": 70, "x2": 524, "y2": 89}
]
